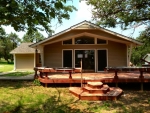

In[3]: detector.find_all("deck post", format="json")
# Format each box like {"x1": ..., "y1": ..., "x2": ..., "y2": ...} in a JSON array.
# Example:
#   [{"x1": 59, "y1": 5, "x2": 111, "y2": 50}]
[
  {"x1": 139, "y1": 69, "x2": 144, "y2": 91},
  {"x1": 34, "y1": 67, "x2": 38, "y2": 79},
  {"x1": 81, "y1": 59, "x2": 83, "y2": 88},
  {"x1": 140, "y1": 82, "x2": 143, "y2": 91},
  {"x1": 114, "y1": 70, "x2": 118, "y2": 87},
  {"x1": 45, "y1": 83, "x2": 47, "y2": 87}
]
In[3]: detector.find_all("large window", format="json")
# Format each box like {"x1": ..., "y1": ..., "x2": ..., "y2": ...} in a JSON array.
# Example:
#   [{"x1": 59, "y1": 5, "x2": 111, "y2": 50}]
[
  {"x1": 63, "y1": 39, "x2": 72, "y2": 44},
  {"x1": 97, "y1": 38, "x2": 107, "y2": 44},
  {"x1": 75, "y1": 36, "x2": 94, "y2": 44}
]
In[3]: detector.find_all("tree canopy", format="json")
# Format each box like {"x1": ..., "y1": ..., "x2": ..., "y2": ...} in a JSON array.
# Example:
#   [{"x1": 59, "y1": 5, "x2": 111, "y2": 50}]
[
  {"x1": 22, "y1": 30, "x2": 45, "y2": 43},
  {"x1": 0, "y1": 0, "x2": 76, "y2": 35},
  {"x1": 0, "y1": 28, "x2": 21, "y2": 63},
  {"x1": 87, "y1": 0, "x2": 150, "y2": 29},
  {"x1": 131, "y1": 27, "x2": 150, "y2": 65}
]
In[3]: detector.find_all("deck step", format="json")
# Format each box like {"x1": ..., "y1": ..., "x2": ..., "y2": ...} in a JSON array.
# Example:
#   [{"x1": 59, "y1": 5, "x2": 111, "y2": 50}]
[
  {"x1": 69, "y1": 84, "x2": 123, "y2": 101},
  {"x1": 83, "y1": 84, "x2": 109, "y2": 94},
  {"x1": 87, "y1": 82, "x2": 103, "y2": 88}
]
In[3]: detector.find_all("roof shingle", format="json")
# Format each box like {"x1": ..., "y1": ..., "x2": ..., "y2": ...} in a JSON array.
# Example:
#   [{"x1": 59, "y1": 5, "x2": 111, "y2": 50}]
[{"x1": 10, "y1": 43, "x2": 35, "y2": 54}]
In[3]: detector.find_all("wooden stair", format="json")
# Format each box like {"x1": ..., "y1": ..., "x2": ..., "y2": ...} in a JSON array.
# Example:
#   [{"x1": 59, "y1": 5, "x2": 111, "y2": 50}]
[{"x1": 69, "y1": 82, "x2": 123, "y2": 101}]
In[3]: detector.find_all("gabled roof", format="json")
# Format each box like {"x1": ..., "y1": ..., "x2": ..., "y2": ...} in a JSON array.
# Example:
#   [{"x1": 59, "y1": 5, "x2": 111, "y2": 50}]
[
  {"x1": 10, "y1": 43, "x2": 35, "y2": 54},
  {"x1": 30, "y1": 20, "x2": 142, "y2": 48}
]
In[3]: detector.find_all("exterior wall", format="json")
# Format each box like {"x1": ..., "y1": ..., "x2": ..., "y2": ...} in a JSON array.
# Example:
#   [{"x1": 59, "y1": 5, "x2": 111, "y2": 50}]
[
  {"x1": 15, "y1": 54, "x2": 34, "y2": 70},
  {"x1": 44, "y1": 40, "x2": 127, "y2": 68},
  {"x1": 107, "y1": 41, "x2": 127, "y2": 67}
]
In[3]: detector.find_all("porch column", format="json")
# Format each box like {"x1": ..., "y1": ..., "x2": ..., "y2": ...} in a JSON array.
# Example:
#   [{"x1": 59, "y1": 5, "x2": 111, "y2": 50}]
[
  {"x1": 38, "y1": 46, "x2": 44, "y2": 67},
  {"x1": 34, "y1": 49, "x2": 36, "y2": 67},
  {"x1": 13, "y1": 54, "x2": 16, "y2": 70},
  {"x1": 128, "y1": 44, "x2": 133, "y2": 66}
]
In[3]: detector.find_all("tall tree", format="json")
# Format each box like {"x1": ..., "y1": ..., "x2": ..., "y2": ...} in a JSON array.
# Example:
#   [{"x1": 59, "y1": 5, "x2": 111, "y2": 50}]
[
  {"x1": 87, "y1": 0, "x2": 150, "y2": 29},
  {"x1": 131, "y1": 27, "x2": 150, "y2": 65},
  {"x1": 0, "y1": 28, "x2": 7, "y2": 60},
  {"x1": 0, "y1": 0, "x2": 76, "y2": 35},
  {"x1": 8, "y1": 32, "x2": 21, "y2": 49},
  {"x1": 0, "y1": 29, "x2": 20, "y2": 63},
  {"x1": 22, "y1": 30, "x2": 45, "y2": 43}
]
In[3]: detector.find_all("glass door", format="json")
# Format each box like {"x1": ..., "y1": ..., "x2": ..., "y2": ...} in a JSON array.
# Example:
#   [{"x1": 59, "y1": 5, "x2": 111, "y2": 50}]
[
  {"x1": 75, "y1": 50, "x2": 95, "y2": 72},
  {"x1": 97, "y1": 50, "x2": 107, "y2": 71},
  {"x1": 63, "y1": 50, "x2": 72, "y2": 67}
]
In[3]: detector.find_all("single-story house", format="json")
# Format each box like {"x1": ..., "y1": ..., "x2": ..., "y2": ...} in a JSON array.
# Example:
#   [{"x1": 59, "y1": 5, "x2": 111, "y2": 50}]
[
  {"x1": 30, "y1": 21, "x2": 142, "y2": 72},
  {"x1": 10, "y1": 43, "x2": 41, "y2": 70},
  {"x1": 11, "y1": 21, "x2": 142, "y2": 72}
]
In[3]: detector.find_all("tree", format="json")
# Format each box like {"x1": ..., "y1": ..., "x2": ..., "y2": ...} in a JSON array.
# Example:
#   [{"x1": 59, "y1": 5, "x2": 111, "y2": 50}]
[
  {"x1": 8, "y1": 32, "x2": 21, "y2": 49},
  {"x1": 0, "y1": 0, "x2": 76, "y2": 35},
  {"x1": 0, "y1": 28, "x2": 21, "y2": 63},
  {"x1": 0, "y1": 28, "x2": 6, "y2": 60},
  {"x1": 22, "y1": 30, "x2": 45, "y2": 43},
  {"x1": 131, "y1": 27, "x2": 150, "y2": 65},
  {"x1": 87, "y1": 0, "x2": 150, "y2": 29}
]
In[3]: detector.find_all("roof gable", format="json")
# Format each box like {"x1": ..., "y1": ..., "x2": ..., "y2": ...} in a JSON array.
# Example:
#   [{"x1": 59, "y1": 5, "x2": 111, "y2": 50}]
[
  {"x1": 30, "y1": 21, "x2": 142, "y2": 48},
  {"x1": 71, "y1": 21, "x2": 99, "y2": 29}
]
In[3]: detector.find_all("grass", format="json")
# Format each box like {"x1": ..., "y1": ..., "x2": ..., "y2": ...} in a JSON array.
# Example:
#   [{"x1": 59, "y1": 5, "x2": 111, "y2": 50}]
[
  {"x1": 0, "y1": 81, "x2": 150, "y2": 113},
  {"x1": 2, "y1": 71, "x2": 34, "y2": 77},
  {"x1": 0, "y1": 62, "x2": 14, "y2": 73}
]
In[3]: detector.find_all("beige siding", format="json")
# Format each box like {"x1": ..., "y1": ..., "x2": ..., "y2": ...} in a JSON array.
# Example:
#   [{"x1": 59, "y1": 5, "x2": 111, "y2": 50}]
[
  {"x1": 16, "y1": 54, "x2": 34, "y2": 70},
  {"x1": 107, "y1": 41, "x2": 127, "y2": 67},
  {"x1": 44, "y1": 40, "x2": 127, "y2": 68}
]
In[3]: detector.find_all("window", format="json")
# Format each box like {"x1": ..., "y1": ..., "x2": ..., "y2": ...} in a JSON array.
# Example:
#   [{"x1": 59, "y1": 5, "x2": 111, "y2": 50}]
[
  {"x1": 63, "y1": 39, "x2": 72, "y2": 44},
  {"x1": 63, "y1": 50, "x2": 72, "y2": 67},
  {"x1": 75, "y1": 36, "x2": 94, "y2": 44},
  {"x1": 97, "y1": 38, "x2": 107, "y2": 44}
]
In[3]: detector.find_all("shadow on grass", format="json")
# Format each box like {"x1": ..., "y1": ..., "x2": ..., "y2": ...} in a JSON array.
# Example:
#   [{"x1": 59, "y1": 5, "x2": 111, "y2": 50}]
[
  {"x1": 0, "y1": 84, "x2": 93, "y2": 113},
  {"x1": 1, "y1": 81, "x2": 150, "y2": 113},
  {"x1": 0, "y1": 72, "x2": 34, "y2": 77},
  {"x1": 0, "y1": 96, "x2": 91, "y2": 113},
  {"x1": 0, "y1": 81, "x2": 34, "y2": 89}
]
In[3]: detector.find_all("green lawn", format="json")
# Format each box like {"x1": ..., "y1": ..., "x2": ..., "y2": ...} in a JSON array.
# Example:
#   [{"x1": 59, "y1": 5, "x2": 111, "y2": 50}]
[
  {"x1": 0, "y1": 81, "x2": 150, "y2": 113},
  {"x1": 0, "y1": 62, "x2": 14, "y2": 73}
]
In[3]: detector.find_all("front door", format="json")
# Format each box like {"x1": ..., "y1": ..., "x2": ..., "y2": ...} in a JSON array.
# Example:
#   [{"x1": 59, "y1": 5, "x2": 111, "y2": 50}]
[
  {"x1": 97, "y1": 50, "x2": 107, "y2": 71},
  {"x1": 75, "y1": 50, "x2": 95, "y2": 72}
]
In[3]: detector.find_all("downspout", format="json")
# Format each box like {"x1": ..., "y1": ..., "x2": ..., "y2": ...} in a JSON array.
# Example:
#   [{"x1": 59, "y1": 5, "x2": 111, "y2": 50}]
[{"x1": 128, "y1": 44, "x2": 133, "y2": 66}]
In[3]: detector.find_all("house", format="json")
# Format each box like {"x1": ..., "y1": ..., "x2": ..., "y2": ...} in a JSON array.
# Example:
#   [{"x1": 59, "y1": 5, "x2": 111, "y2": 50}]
[
  {"x1": 10, "y1": 43, "x2": 41, "y2": 70},
  {"x1": 29, "y1": 21, "x2": 142, "y2": 72},
  {"x1": 11, "y1": 21, "x2": 142, "y2": 72}
]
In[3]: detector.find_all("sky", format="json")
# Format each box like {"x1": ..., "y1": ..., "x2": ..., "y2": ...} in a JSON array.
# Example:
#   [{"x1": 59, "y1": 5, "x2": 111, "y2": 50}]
[{"x1": 2, "y1": 0, "x2": 146, "y2": 39}]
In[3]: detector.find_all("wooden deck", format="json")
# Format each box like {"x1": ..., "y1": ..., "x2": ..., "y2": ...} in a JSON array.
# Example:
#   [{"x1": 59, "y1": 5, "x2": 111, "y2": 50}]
[{"x1": 37, "y1": 72, "x2": 150, "y2": 85}]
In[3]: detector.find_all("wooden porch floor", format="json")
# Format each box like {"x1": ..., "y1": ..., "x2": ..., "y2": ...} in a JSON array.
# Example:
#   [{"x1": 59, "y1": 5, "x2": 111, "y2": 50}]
[{"x1": 38, "y1": 72, "x2": 150, "y2": 85}]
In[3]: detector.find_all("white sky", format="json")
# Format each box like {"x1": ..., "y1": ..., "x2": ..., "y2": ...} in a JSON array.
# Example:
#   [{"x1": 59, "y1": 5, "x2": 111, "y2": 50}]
[{"x1": 2, "y1": 1, "x2": 146, "y2": 39}]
